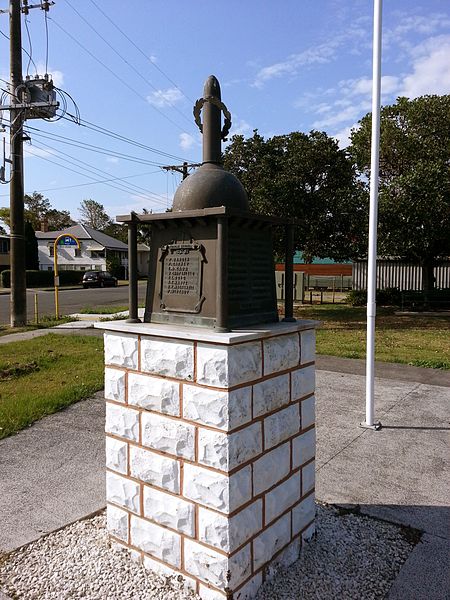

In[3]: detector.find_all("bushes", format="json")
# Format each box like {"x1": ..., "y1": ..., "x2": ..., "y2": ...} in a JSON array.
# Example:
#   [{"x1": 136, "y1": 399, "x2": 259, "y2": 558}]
[
  {"x1": 0, "y1": 269, "x2": 83, "y2": 288},
  {"x1": 345, "y1": 288, "x2": 402, "y2": 307}
]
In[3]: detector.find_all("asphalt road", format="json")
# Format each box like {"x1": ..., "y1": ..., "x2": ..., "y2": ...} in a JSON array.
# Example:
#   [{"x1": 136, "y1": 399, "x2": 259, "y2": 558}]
[{"x1": 0, "y1": 282, "x2": 148, "y2": 324}]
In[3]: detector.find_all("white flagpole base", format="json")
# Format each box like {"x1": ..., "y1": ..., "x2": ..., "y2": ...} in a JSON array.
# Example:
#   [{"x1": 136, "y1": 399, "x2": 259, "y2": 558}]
[{"x1": 360, "y1": 421, "x2": 382, "y2": 430}]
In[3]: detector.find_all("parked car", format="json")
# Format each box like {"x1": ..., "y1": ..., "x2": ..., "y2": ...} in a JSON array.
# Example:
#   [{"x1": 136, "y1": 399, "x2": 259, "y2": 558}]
[{"x1": 82, "y1": 271, "x2": 118, "y2": 288}]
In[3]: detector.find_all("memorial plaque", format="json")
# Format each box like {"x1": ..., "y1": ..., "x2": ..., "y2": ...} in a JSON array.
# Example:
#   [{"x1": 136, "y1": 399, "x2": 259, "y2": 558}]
[{"x1": 159, "y1": 242, "x2": 206, "y2": 313}]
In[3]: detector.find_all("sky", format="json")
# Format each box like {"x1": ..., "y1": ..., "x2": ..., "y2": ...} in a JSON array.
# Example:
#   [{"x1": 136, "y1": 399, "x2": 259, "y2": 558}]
[{"x1": 0, "y1": 0, "x2": 449, "y2": 224}]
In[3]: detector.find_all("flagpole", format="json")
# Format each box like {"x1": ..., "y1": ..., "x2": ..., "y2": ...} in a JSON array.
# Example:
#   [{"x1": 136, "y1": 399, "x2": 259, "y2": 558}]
[{"x1": 362, "y1": 0, "x2": 382, "y2": 430}]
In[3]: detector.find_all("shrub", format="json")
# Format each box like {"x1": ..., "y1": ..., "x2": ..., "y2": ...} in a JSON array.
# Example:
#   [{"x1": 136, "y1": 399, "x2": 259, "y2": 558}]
[{"x1": 345, "y1": 287, "x2": 402, "y2": 307}]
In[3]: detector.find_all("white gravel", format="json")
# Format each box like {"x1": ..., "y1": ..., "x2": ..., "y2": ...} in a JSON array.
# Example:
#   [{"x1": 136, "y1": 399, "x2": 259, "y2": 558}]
[{"x1": 0, "y1": 504, "x2": 416, "y2": 600}]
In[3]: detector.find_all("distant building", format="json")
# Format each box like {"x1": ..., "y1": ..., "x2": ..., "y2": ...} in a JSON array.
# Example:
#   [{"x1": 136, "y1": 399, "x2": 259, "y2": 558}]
[
  {"x1": 277, "y1": 251, "x2": 352, "y2": 277},
  {"x1": 36, "y1": 224, "x2": 128, "y2": 274}
]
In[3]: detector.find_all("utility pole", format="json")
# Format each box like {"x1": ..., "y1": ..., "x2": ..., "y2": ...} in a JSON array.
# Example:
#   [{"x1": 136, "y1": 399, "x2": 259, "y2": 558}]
[
  {"x1": 9, "y1": 0, "x2": 26, "y2": 326},
  {"x1": 161, "y1": 161, "x2": 200, "y2": 180}
]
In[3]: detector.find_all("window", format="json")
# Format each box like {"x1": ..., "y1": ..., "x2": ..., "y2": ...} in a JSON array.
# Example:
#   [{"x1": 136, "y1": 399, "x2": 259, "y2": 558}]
[
  {"x1": 90, "y1": 250, "x2": 105, "y2": 259},
  {"x1": 0, "y1": 239, "x2": 9, "y2": 254},
  {"x1": 75, "y1": 248, "x2": 81, "y2": 257},
  {"x1": 49, "y1": 246, "x2": 54, "y2": 257}
]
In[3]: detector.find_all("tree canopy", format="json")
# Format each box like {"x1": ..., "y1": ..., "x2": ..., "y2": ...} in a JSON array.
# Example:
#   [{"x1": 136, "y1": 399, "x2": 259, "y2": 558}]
[
  {"x1": 223, "y1": 130, "x2": 366, "y2": 261},
  {"x1": 79, "y1": 199, "x2": 113, "y2": 231},
  {"x1": 0, "y1": 191, "x2": 75, "y2": 231},
  {"x1": 350, "y1": 95, "x2": 450, "y2": 290}
]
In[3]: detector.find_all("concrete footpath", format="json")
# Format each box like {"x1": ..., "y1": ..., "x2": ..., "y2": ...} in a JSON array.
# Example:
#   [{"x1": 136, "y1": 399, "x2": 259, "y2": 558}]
[{"x1": 0, "y1": 342, "x2": 449, "y2": 598}]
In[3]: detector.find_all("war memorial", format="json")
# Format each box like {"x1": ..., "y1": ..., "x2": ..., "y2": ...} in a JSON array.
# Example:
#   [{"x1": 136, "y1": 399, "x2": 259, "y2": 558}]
[{"x1": 96, "y1": 76, "x2": 319, "y2": 599}]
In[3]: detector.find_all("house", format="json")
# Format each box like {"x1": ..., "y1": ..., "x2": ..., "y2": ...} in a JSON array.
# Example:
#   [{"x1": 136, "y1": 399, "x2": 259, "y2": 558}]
[
  {"x1": 36, "y1": 224, "x2": 129, "y2": 275},
  {"x1": 0, "y1": 234, "x2": 10, "y2": 272}
]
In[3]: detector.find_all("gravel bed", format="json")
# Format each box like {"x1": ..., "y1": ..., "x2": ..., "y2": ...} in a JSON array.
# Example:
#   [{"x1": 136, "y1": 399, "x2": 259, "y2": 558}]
[{"x1": 0, "y1": 504, "x2": 416, "y2": 600}]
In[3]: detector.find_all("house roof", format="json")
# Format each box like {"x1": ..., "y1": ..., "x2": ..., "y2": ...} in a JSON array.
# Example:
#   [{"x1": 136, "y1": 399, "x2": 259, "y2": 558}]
[{"x1": 36, "y1": 224, "x2": 128, "y2": 251}]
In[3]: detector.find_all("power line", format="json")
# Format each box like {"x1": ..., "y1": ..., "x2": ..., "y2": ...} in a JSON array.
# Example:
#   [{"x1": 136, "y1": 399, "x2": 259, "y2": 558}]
[
  {"x1": 2, "y1": 109, "x2": 190, "y2": 165},
  {"x1": 50, "y1": 16, "x2": 189, "y2": 134},
  {"x1": 24, "y1": 126, "x2": 170, "y2": 167},
  {"x1": 60, "y1": 112, "x2": 189, "y2": 162},
  {"x1": 0, "y1": 168, "x2": 161, "y2": 196},
  {"x1": 0, "y1": 28, "x2": 38, "y2": 74},
  {"x1": 88, "y1": 0, "x2": 194, "y2": 105},
  {"x1": 23, "y1": 143, "x2": 169, "y2": 207},
  {"x1": 65, "y1": 0, "x2": 195, "y2": 131},
  {"x1": 28, "y1": 138, "x2": 170, "y2": 202}
]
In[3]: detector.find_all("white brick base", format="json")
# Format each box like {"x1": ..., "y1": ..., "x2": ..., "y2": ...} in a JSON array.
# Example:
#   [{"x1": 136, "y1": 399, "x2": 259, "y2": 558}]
[{"x1": 98, "y1": 321, "x2": 318, "y2": 599}]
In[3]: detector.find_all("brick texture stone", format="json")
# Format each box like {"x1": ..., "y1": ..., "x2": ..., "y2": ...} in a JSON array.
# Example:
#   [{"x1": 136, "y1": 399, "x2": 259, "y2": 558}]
[
  {"x1": 105, "y1": 403, "x2": 139, "y2": 442},
  {"x1": 128, "y1": 372, "x2": 179, "y2": 415},
  {"x1": 141, "y1": 337, "x2": 194, "y2": 380},
  {"x1": 104, "y1": 367, "x2": 126, "y2": 403},
  {"x1": 141, "y1": 412, "x2": 195, "y2": 460},
  {"x1": 104, "y1": 333, "x2": 138, "y2": 369},
  {"x1": 196, "y1": 342, "x2": 261, "y2": 387},
  {"x1": 263, "y1": 333, "x2": 299, "y2": 375},
  {"x1": 129, "y1": 446, "x2": 179, "y2": 493}
]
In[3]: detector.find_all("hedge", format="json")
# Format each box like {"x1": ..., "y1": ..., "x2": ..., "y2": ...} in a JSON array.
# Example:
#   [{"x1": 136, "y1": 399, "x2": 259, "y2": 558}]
[
  {"x1": 0, "y1": 269, "x2": 83, "y2": 288},
  {"x1": 345, "y1": 288, "x2": 402, "y2": 307}
]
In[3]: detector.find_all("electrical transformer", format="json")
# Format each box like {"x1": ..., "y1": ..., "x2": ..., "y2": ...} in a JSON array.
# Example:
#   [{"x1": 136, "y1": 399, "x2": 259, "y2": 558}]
[{"x1": 18, "y1": 76, "x2": 59, "y2": 119}]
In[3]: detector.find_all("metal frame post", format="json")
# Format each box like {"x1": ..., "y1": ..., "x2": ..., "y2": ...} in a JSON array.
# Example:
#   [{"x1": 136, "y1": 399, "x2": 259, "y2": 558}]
[
  {"x1": 283, "y1": 223, "x2": 295, "y2": 322},
  {"x1": 216, "y1": 216, "x2": 229, "y2": 332},
  {"x1": 126, "y1": 214, "x2": 140, "y2": 323}
]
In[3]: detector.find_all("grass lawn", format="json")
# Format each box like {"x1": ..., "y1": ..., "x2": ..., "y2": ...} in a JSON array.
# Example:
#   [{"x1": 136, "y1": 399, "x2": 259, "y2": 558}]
[
  {"x1": 79, "y1": 303, "x2": 145, "y2": 315},
  {"x1": 0, "y1": 334, "x2": 104, "y2": 439},
  {"x1": 294, "y1": 304, "x2": 450, "y2": 370},
  {"x1": 79, "y1": 305, "x2": 128, "y2": 314},
  {"x1": 0, "y1": 315, "x2": 77, "y2": 338}
]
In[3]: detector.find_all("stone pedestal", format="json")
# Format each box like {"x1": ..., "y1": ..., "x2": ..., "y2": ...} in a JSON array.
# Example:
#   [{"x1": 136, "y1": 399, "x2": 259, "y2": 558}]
[{"x1": 96, "y1": 320, "x2": 318, "y2": 600}]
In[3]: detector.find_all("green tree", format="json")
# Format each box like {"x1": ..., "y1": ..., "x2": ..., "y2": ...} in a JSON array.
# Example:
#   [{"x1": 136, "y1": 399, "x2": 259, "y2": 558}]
[
  {"x1": 45, "y1": 208, "x2": 75, "y2": 231},
  {"x1": 103, "y1": 222, "x2": 128, "y2": 243},
  {"x1": 24, "y1": 220, "x2": 39, "y2": 270},
  {"x1": 350, "y1": 95, "x2": 450, "y2": 290},
  {"x1": 223, "y1": 130, "x2": 365, "y2": 261},
  {"x1": 79, "y1": 199, "x2": 112, "y2": 231},
  {"x1": 0, "y1": 192, "x2": 75, "y2": 231}
]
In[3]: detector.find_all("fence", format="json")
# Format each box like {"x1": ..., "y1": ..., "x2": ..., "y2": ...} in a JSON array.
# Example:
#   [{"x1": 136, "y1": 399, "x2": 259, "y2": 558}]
[
  {"x1": 353, "y1": 260, "x2": 450, "y2": 291},
  {"x1": 275, "y1": 271, "x2": 352, "y2": 303}
]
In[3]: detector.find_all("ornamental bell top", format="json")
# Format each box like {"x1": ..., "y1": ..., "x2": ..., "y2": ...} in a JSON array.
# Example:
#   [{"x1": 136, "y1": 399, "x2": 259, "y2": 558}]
[{"x1": 172, "y1": 75, "x2": 249, "y2": 212}]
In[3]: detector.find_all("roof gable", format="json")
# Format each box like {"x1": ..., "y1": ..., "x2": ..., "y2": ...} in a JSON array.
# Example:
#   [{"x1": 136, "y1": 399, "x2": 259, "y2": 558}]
[{"x1": 35, "y1": 224, "x2": 128, "y2": 250}]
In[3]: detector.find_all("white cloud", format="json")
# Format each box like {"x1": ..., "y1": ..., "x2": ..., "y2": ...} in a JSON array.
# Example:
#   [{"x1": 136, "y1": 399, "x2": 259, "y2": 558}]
[
  {"x1": 253, "y1": 43, "x2": 339, "y2": 88},
  {"x1": 179, "y1": 132, "x2": 196, "y2": 151},
  {"x1": 147, "y1": 87, "x2": 183, "y2": 108},
  {"x1": 229, "y1": 118, "x2": 251, "y2": 137},
  {"x1": 332, "y1": 123, "x2": 358, "y2": 149},
  {"x1": 400, "y1": 35, "x2": 450, "y2": 98},
  {"x1": 252, "y1": 21, "x2": 368, "y2": 88},
  {"x1": 106, "y1": 156, "x2": 119, "y2": 164}
]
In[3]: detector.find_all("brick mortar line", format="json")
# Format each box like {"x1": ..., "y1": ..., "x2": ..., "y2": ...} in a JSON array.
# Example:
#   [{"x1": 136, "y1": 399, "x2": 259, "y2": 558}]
[
  {"x1": 109, "y1": 506, "x2": 315, "y2": 595},
  {"x1": 106, "y1": 462, "x2": 315, "y2": 522},
  {"x1": 235, "y1": 516, "x2": 315, "y2": 593},
  {"x1": 109, "y1": 533, "x2": 199, "y2": 585},
  {"x1": 105, "y1": 393, "x2": 315, "y2": 438},
  {"x1": 105, "y1": 421, "x2": 316, "y2": 479},
  {"x1": 105, "y1": 360, "x2": 316, "y2": 392}
]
